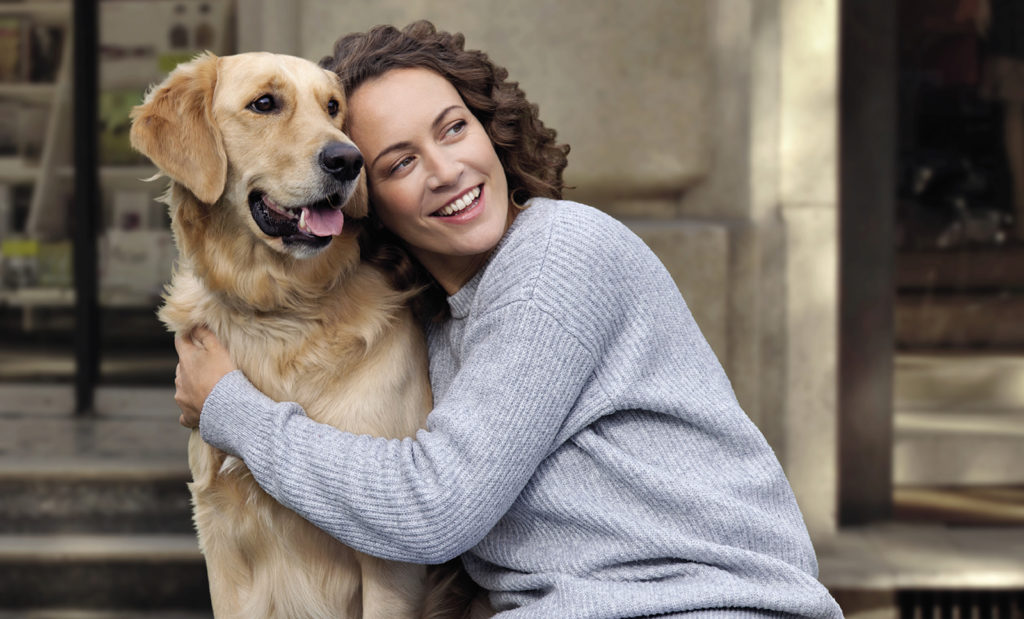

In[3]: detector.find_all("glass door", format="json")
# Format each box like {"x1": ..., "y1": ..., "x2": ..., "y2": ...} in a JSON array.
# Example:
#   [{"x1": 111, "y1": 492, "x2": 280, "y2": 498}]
[
  {"x1": 0, "y1": 0, "x2": 235, "y2": 414},
  {"x1": 0, "y1": 0, "x2": 75, "y2": 407},
  {"x1": 894, "y1": 0, "x2": 1024, "y2": 525}
]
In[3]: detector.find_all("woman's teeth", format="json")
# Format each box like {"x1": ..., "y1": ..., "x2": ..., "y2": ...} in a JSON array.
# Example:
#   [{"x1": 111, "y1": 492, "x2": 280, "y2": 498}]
[{"x1": 437, "y1": 186, "x2": 481, "y2": 216}]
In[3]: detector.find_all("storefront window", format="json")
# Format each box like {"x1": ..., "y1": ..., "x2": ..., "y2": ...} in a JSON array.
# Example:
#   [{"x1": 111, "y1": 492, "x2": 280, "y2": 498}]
[{"x1": 895, "y1": 0, "x2": 1024, "y2": 525}]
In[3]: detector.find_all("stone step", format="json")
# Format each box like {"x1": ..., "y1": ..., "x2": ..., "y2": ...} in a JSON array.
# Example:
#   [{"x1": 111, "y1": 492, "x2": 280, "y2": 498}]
[
  {"x1": 897, "y1": 245, "x2": 1024, "y2": 290},
  {"x1": 893, "y1": 486, "x2": 1024, "y2": 525},
  {"x1": 0, "y1": 401, "x2": 193, "y2": 534},
  {"x1": 893, "y1": 353, "x2": 1024, "y2": 487},
  {"x1": 897, "y1": 352, "x2": 1024, "y2": 411},
  {"x1": 895, "y1": 292, "x2": 1024, "y2": 348},
  {"x1": 895, "y1": 352, "x2": 1024, "y2": 410},
  {"x1": 0, "y1": 464, "x2": 193, "y2": 535},
  {"x1": 893, "y1": 410, "x2": 1024, "y2": 486},
  {"x1": 0, "y1": 534, "x2": 210, "y2": 611}
]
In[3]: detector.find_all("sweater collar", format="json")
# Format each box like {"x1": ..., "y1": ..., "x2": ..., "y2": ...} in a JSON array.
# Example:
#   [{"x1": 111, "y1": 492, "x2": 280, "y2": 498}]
[{"x1": 446, "y1": 265, "x2": 482, "y2": 319}]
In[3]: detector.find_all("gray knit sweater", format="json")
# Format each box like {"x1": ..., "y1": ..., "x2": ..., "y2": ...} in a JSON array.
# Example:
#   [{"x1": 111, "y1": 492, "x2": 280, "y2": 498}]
[{"x1": 201, "y1": 199, "x2": 843, "y2": 618}]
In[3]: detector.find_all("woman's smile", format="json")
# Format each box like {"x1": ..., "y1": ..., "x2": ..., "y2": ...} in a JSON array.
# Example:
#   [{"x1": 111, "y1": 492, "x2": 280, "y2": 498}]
[{"x1": 433, "y1": 185, "x2": 482, "y2": 218}]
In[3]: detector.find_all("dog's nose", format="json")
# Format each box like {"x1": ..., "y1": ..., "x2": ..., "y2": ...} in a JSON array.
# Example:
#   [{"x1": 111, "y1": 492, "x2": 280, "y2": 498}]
[{"x1": 319, "y1": 142, "x2": 363, "y2": 182}]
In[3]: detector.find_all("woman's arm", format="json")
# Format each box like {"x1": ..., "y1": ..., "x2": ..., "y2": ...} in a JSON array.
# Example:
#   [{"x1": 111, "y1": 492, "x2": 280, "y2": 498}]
[{"x1": 194, "y1": 300, "x2": 595, "y2": 564}]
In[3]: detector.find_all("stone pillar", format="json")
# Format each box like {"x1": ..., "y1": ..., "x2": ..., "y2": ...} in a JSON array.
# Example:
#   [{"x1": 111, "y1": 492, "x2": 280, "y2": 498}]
[{"x1": 777, "y1": 0, "x2": 840, "y2": 538}]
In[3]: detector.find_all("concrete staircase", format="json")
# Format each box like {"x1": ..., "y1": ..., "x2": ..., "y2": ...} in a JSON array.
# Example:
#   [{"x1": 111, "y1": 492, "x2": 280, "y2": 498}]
[
  {"x1": 0, "y1": 397, "x2": 212, "y2": 616},
  {"x1": 893, "y1": 245, "x2": 1024, "y2": 524}
]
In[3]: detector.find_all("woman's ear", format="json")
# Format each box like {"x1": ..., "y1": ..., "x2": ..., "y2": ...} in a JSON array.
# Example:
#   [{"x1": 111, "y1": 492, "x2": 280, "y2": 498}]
[{"x1": 129, "y1": 52, "x2": 227, "y2": 205}]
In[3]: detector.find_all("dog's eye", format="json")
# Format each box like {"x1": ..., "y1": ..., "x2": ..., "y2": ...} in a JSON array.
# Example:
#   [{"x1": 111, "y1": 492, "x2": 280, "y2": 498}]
[
  {"x1": 249, "y1": 95, "x2": 276, "y2": 114},
  {"x1": 327, "y1": 99, "x2": 339, "y2": 117}
]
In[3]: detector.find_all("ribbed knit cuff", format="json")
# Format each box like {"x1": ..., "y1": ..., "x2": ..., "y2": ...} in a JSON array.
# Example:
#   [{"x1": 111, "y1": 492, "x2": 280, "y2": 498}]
[{"x1": 199, "y1": 369, "x2": 277, "y2": 458}]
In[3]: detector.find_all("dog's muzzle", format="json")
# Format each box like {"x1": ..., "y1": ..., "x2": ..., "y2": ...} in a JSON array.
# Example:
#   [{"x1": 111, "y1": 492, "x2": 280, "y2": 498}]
[{"x1": 246, "y1": 142, "x2": 363, "y2": 251}]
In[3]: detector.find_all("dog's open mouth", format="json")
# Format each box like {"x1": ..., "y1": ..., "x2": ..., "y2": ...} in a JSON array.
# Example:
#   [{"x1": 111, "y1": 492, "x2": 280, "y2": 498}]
[{"x1": 249, "y1": 191, "x2": 345, "y2": 246}]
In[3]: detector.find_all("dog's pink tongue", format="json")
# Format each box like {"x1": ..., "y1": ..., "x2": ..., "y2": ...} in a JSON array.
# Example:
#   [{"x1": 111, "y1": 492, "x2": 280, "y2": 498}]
[{"x1": 303, "y1": 207, "x2": 344, "y2": 236}]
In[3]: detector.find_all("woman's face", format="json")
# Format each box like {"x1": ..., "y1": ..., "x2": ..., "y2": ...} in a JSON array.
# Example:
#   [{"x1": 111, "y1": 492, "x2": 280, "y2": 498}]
[{"x1": 347, "y1": 67, "x2": 511, "y2": 294}]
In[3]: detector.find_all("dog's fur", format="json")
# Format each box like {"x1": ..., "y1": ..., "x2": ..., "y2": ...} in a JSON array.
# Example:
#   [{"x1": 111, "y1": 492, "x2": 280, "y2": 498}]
[{"x1": 130, "y1": 52, "x2": 479, "y2": 618}]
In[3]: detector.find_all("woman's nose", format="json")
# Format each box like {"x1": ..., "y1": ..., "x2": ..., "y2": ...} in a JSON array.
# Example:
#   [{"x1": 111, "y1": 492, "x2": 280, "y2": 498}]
[{"x1": 425, "y1": 149, "x2": 463, "y2": 190}]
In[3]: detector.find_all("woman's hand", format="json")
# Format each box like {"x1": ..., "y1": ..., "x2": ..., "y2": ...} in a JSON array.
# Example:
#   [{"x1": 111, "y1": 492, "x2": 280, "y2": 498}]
[{"x1": 174, "y1": 326, "x2": 236, "y2": 428}]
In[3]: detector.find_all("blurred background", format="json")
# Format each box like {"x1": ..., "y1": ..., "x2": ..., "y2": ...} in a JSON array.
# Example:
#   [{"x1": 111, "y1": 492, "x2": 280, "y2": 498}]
[{"x1": 0, "y1": 0, "x2": 1021, "y2": 617}]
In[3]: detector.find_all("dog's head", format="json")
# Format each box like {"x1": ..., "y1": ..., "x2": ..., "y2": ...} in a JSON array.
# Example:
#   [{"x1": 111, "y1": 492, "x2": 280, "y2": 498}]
[{"x1": 130, "y1": 51, "x2": 367, "y2": 259}]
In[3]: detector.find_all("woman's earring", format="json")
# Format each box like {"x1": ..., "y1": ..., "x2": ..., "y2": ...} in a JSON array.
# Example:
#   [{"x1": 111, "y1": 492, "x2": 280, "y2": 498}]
[{"x1": 511, "y1": 188, "x2": 530, "y2": 210}]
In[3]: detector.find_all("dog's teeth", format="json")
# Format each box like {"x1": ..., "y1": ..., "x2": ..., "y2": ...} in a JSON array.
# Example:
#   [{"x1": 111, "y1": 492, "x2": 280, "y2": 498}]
[{"x1": 298, "y1": 208, "x2": 308, "y2": 231}]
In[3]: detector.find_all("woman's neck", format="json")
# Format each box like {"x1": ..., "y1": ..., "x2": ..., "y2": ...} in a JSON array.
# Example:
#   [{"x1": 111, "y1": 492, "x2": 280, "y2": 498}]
[{"x1": 411, "y1": 202, "x2": 521, "y2": 296}]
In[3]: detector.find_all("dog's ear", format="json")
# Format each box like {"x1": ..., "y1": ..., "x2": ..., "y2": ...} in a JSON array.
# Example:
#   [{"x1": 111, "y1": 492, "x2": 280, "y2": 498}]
[{"x1": 130, "y1": 52, "x2": 226, "y2": 205}]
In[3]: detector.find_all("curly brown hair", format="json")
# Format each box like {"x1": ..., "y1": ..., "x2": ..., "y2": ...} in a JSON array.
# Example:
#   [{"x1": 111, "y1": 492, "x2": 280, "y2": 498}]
[{"x1": 319, "y1": 20, "x2": 570, "y2": 321}]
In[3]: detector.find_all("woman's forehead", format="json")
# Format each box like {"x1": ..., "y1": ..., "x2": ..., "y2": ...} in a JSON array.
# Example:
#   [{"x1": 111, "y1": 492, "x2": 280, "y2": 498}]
[{"x1": 348, "y1": 68, "x2": 464, "y2": 146}]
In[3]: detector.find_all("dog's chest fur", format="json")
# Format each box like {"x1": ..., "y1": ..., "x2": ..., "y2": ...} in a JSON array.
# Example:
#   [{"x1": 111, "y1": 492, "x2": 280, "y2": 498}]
[{"x1": 160, "y1": 265, "x2": 431, "y2": 439}]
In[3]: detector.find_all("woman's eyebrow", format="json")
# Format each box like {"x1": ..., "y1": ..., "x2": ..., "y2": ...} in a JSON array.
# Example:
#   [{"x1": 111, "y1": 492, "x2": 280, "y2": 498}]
[
  {"x1": 371, "y1": 141, "x2": 413, "y2": 171},
  {"x1": 431, "y1": 105, "x2": 463, "y2": 130},
  {"x1": 370, "y1": 105, "x2": 465, "y2": 171}
]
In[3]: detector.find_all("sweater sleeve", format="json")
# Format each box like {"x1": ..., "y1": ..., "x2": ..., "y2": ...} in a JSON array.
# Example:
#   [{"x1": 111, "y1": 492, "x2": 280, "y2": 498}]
[{"x1": 199, "y1": 299, "x2": 595, "y2": 564}]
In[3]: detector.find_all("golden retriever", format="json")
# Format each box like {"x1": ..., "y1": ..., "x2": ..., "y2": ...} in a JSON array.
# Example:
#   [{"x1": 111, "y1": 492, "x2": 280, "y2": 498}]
[{"x1": 129, "y1": 52, "x2": 478, "y2": 618}]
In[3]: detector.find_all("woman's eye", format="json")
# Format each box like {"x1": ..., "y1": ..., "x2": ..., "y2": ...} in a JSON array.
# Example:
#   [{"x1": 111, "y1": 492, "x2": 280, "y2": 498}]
[
  {"x1": 249, "y1": 95, "x2": 276, "y2": 113},
  {"x1": 445, "y1": 120, "x2": 467, "y2": 137},
  {"x1": 389, "y1": 156, "x2": 414, "y2": 175},
  {"x1": 327, "y1": 99, "x2": 339, "y2": 117}
]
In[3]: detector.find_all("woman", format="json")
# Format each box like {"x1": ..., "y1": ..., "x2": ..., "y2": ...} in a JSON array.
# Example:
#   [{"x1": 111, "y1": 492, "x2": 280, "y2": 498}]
[{"x1": 175, "y1": 21, "x2": 843, "y2": 618}]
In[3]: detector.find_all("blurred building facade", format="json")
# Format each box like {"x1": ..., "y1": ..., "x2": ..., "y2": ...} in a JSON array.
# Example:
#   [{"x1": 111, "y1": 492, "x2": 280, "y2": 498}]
[{"x1": 0, "y1": 0, "x2": 1021, "y2": 616}]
